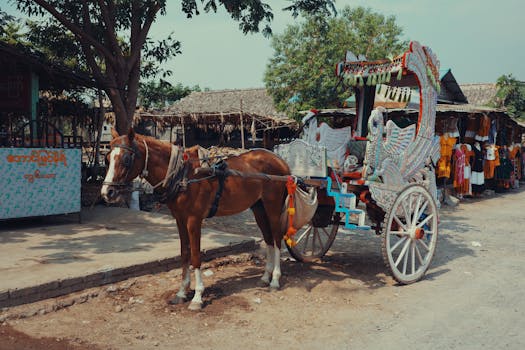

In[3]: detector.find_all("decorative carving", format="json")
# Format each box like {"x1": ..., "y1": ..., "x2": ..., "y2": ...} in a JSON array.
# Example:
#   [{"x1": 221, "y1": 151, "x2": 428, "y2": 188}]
[{"x1": 274, "y1": 139, "x2": 327, "y2": 177}]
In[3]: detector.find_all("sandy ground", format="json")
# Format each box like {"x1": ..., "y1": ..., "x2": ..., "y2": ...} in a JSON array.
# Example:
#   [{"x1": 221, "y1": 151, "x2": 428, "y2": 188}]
[{"x1": 1, "y1": 188, "x2": 524, "y2": 350}]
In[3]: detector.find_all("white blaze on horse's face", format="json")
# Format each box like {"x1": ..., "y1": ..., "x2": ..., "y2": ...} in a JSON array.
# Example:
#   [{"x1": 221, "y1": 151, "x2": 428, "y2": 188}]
[{"x1": 101, "y1": 147, "x2": 121, "y2": 201}]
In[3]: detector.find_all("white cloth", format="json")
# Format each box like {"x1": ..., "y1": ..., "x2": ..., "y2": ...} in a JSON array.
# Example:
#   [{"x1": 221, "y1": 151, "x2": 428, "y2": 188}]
[{"x1": 471, "y1": 171, "x2": 484, "y2": 185}]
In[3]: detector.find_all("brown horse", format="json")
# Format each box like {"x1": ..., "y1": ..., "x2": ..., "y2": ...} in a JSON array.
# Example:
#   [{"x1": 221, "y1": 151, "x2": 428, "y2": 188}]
[{"x1": 101, "y1": 129, "x2": 291, "y2": 310}]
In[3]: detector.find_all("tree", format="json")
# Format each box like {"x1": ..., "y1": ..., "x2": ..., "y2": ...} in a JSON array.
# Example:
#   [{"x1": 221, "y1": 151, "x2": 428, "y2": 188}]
[
  {"x1": 264, "y1": 6, "x2": 406, "y2": 118},
  {"x1": 13, "y1": 0, "x2": 336, "y2": 134},
  {"x1": 139, "y1": 80, "x2": 202, "y2": 109},
  {"x1": 494, "y1": 74, "x2": 525, "y2": 120}
]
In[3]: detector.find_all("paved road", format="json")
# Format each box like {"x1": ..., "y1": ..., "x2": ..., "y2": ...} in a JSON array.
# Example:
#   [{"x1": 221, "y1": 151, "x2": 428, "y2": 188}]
[{"x1": 338, "y1": 189, "x2": 525, "y2": 350}]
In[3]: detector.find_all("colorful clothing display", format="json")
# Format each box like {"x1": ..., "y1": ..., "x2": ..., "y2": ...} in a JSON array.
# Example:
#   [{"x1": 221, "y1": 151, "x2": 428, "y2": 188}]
[
  {"x1": 464, "y1": 116, "x2": 478, "y2": 144},
  {"x1": 446, "y1": 117, "x2": 460, "y2": 137},
  {"x1": 471, "y1": 143, "x2": 485, "y2": 194},
  {"x1": 454, "y1": 143, "x2": 473, "y2": 196},
  {"x1": 488, "y1": 119, "x2": 498, "y2": 145},
  {"x1": 437, "y1": 135, "x2": 457, "y2": 178},
  {"x1": 475, "y1": 114, "x2": 490, "y2": 141},
  {"x1": 484, "y1": 145, "x2": 500, "y2": 179}
]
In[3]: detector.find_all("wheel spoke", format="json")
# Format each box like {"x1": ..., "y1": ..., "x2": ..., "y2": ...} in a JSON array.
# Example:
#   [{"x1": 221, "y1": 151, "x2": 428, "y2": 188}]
[
  {"x1": 295, "y1": 225, "x2": 312, "y2": 244},
  {"x1": 401, "y1": 199, "x2": 411, "y2": 223},
  {"x1": 312, "y1": 229, "x2": 318, "y2": 254},
  {"x1": 393, "y1": 215, "x2": 407, "y2": 231},
  {"x1": 411, "y1": 241, "x2": 416, "y2": 274},
  {"x1": 390, "y1": 235, "x2": 408, "y2": 252},
  {"x1": 388, "y1": 230, "x2": 409, "y2": 236},
  {"x1": 416, "y1": 214, "x2": 433, "y2": 228},
  {"x1": 417, "y1": 238, "x2": 430, "y2": 251},
  {"x1": 320, "y1": 227, "x2": 331, "y2": 239},
  {"x1": 415, "y1": 201, "x2": 429, "y2": 224},
  {"x1": 412, "y1": 194, "x2": 423, "y2": 226},
  {"x1": 402, "y1": 243, "x2": 409, "y2": 274},
  {"x1": 300, "y1": 228, "x2": 311, "y2": 254},
  {"x1": 415, "y1": 243, "x2": 424, "y2": 264},
  {"x1": 395, "y1": 239, "x2": 411, "y2": 267}
]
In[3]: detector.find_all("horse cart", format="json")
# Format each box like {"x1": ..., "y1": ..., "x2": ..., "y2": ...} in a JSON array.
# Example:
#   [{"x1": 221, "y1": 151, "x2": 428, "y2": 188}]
[
  {"x1": 274, "y1": 41, "x2": 441, "y2": 284},
  {"x1": 102, "y1": 41, "x2": 441, "y2": 310}
]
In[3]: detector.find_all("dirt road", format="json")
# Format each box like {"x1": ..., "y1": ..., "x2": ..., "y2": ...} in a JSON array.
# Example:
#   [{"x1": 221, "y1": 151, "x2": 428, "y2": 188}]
[{"x1": 1, "y1": 189, "x2": 524, "y2": 350}]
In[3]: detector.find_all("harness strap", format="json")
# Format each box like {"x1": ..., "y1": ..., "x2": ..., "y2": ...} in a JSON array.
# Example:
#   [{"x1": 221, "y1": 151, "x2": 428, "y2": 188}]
[
  {"x1": 151, "y1": 144, "x2": 182, "y2": 190},
  {"x1": 206, "y1": 161, "x2": 228, "y2": 218}
]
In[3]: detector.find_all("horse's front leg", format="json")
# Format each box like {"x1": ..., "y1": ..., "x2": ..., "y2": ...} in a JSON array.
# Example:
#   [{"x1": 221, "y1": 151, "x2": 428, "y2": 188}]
[
  {"x1": 187, "y1": 216, "x2": 205, "y2": 311},
  {"x1": 170, "y1": 216, "x2": 191, "y2": 305}
]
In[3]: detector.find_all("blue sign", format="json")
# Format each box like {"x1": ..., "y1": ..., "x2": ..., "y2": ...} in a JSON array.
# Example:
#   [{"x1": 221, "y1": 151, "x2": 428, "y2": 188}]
[{"x1": 0, "y1": 148, "x2": 81, "y2": 219}]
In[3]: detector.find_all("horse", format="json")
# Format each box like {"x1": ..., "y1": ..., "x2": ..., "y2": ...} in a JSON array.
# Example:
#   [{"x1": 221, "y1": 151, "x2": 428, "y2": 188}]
[{"x1": 101, "y1": 128, "x2": 291, "y2": 310}]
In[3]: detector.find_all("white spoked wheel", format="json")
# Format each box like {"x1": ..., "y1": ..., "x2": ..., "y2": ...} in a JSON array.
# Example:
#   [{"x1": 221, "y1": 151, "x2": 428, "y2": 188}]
[
  {"x1": 382, "y1": 184, "x2": 438, "y2": 284},
  {"x1": 285, "y1": 211, "x2": 340, "y2": 262}
]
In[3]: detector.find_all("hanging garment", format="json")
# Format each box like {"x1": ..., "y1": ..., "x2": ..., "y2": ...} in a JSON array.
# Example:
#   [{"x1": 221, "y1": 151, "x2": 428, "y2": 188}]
[
  {"x1": 437, "y1": 135, "x2": 457, "y2": 178},
  {"x1": 455, "y1": 144, "x2": 473, "y2": 196},
  {"x1": 471, "y1": 143, "x2": 485, "y2": 194},
  {"x1": 488, "y1": 119, "x2": 498, "y2": 145},
  {"x1": 484, "y1": 145, "x2": 500, "y2": 179},
  {"x1": 453, "y1": 146, "x2": 465, "y2": 189},
  {"x1": 447, "y1": 117, "x2": 460, "y2": 137},
  {"x1": 435, "y1": 118, "x2": 446, "y2": 136},
  {"x1": 475, "y1": 114, "x2": 491, "y2": 141},
  {"x1": 464, "y1": 116, "x2": 478, "y2": 144}
]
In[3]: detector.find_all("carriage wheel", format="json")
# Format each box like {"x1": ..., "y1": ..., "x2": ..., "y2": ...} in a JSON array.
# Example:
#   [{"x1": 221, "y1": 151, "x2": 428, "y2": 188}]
[
  {"x1": 382, "y1": 184, "x2": 438, "y2": 284},
  {"x1": 285, "y1": 212, "x2": 340, "y2": 262}
]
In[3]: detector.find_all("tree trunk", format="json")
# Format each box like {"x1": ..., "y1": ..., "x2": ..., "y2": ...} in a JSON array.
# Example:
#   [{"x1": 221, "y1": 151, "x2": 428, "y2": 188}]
[{"x1": 94, "y1": 89, "x2": 105, "y2": 167}]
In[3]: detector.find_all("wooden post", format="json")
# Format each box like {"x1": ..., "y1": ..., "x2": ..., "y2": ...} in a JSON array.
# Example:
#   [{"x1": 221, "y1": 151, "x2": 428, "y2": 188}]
[
  {"x1": 181, "y1": 116, "x2": 186, "y2": 148},
  {"x1": 240, "y1": 99, "x2": 245, "y2": 149}
]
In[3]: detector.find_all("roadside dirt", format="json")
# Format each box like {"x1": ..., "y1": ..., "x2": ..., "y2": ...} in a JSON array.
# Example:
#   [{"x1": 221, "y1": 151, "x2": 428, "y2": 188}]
[{"x1": 2, "y1": 189, "x2": 525, "y2": 350}]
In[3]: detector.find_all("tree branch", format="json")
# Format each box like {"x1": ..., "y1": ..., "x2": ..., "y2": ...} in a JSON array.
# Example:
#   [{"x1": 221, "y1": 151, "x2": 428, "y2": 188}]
[
  {"x1": 31, "y1": 0, "x2": 115, "y2": 65},
  {"x1": 128, "y1": 1, "x2": 161, "y2": 70},
  {"x1": 80, "y1": 40, "x2": 108, "y2": 87},
  {"x1": 97, "y1": 0, "x2": 124, "y2": 60}
]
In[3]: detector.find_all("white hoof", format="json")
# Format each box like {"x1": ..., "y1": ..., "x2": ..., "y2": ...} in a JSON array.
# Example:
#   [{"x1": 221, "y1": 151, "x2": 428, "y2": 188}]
[
  {"x1": 188, "y1": 301, "x2": 202, "y2": 311},
  {"x1": 269, "y1": 282, "x2": 280, "y2": 290}
]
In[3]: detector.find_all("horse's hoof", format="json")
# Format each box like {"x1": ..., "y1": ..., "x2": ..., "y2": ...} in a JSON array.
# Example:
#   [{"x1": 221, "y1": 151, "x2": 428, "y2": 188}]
[
  {"x1": 188, "y1": 301, "x2": 202, "y2": 311},
  {"x1": 268, "y1": 284, "x2": 280, "y2": 291},
  {"x1": 168, "y1": 296, "x2": 187, "y2": 305},
  {"x1": 258, "y1": 279, "x2": 270, "y2": 287}
]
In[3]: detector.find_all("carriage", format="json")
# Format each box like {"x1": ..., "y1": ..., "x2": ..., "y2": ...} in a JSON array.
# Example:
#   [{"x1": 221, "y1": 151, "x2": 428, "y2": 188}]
[
  {"x1": 102, "y1": 41, "x2": 441, "y2": 310},
  {"x1": 274, "y1": 41, "x2": 441, "y2": 284}
]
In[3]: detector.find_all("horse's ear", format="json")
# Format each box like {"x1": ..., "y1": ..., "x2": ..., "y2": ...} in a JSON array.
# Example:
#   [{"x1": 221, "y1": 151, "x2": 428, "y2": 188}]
[
  {"x1": 128, "y1": 128, "x2": 135, "y2": 142},
  {"x1": 111, "y1": 128, "x2": 119, "y2": 139}
]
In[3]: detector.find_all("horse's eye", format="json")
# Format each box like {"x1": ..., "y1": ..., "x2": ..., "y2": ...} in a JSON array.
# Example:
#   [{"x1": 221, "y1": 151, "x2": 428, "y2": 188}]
[{"x1": 122, "y1": 153, "x2": 132, "y2": 168}]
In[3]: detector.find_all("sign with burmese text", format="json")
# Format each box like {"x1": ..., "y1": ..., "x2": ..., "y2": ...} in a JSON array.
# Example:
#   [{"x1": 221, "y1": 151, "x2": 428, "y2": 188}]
[{"x1": 0, "y1": 148, "x2": 80, "y2": 219}]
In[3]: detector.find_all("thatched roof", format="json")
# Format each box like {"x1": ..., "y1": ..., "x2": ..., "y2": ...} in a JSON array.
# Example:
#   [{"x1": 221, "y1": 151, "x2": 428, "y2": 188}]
[
  {"x1": 141, "y1": 88, "x2": 297, "y2": 131},
  {"x1": 169, "y1": 88, "x2": 285, "y2": 117},
  {"x1": 460, "y1": 83, "x2": 498, "y2": 106}
]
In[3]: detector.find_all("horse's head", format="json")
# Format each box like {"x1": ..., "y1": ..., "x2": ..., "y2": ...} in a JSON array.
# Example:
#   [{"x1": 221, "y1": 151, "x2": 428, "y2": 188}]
[{"x1": 101, "y1": 128, "x2": 143, "y2": 203}]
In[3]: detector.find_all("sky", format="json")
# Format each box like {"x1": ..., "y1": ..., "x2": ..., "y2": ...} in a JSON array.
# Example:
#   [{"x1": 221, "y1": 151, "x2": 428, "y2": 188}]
[{"x1": 2, "y1": 0, "x2": 524, "y2": 90}]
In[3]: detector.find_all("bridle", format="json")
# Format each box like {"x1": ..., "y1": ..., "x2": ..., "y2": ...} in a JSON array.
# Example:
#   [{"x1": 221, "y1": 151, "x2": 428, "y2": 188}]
[
  {"x1": 102, "y1": 142, "x2": 140, "y2": 189},
  {"x1": 103, "y1": 138, "x2": 187, "y2": 199}
]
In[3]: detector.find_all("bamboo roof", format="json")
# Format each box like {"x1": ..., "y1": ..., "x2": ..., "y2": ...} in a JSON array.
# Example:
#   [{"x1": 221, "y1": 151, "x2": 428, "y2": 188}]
[
  {"x1": 460, "y1": 83, "x2": 499, "y2": 106},
  {"x1": 141, "y1": 88, "x2": 297, "y2": 131}
]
